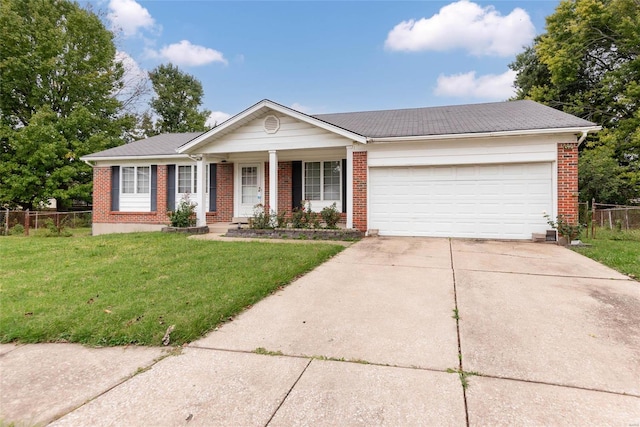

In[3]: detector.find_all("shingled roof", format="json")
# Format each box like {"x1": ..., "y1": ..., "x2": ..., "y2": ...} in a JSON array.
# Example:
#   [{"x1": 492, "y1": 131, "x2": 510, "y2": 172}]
[
  {"x1": 313, "y1": 100, "x2": 596, "y2": 139},
  {"x1": 83, "y1": 100, "x2": 597, "y2": 159},
  {"x1": 83, "y1": 132, "x2": 203, "y2": 159}
]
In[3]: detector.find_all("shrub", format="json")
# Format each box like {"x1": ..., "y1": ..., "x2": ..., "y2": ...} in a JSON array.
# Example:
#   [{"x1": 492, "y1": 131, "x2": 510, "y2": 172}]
[
  {"x1": 291, "y1": 205, "x2": 307, "y2": 228},
  {"x1": 168, "y1": 195, "x2": 197, "y2": 227},
  {"x1": 544, "y1": 212, "x2": 582, "y2": 241},
  {"x1": 9, "y1": 224, "x2": 24, "y2": 235},
  {"x1": 275, "y1": 210, "x2": 287, "y2": 228},
  {"x1": 250, "y1": 204, "x2": 273, "y2": 229},
  {"x1": 44, "y1": 218, "x2": 72, "y2": 237},
  {"x1": 320, "y1": 203, "x2": 341, "y2": 229},
  {"x1": 250, "y1": 205, "x2": 289, "y2": 229},
  {"x1": 292, "y1": 201, "x2": 319, "y2": 229}
]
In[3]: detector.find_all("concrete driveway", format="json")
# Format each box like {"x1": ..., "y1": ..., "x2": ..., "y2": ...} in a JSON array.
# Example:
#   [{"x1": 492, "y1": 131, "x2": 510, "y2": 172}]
[{"x1": 2, "y1": 237, "x2": 639, "y2": 425}]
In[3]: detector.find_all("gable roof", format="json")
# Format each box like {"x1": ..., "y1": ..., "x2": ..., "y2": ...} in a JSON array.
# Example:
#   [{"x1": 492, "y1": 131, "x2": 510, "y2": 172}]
[
  {"x1": 313, "y1": 100, "x2": 597, "y2": 139},
  {"x1": 82, "y1": 100, "x2": 599, "y2": 161},
  {"x1": 176, "y1": 99, "x2": 367, "y2": 153}
]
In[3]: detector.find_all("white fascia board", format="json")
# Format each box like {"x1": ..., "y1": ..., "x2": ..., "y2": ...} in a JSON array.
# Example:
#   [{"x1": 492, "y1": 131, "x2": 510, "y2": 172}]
[
  {"x1": 177, "y1": 99, "x2": 367, "y2": 154},
  {"x1": 80, "y1": 154, "x2": 191, "y2": 163},
  {"x1": 367, "y1": 126, "x2": 602, "y2": 143}
]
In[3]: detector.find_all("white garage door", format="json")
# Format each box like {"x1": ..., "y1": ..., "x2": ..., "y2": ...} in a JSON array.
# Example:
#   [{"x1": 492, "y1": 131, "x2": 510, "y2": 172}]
[{"x1": 369, "y1": 163, "x2": 553, "y2": 239}]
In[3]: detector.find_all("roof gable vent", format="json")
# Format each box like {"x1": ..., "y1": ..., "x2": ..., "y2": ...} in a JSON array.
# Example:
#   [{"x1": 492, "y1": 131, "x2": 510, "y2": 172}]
[{"x1": 263, "y1": 115, "x2": 280, "y2": 134}]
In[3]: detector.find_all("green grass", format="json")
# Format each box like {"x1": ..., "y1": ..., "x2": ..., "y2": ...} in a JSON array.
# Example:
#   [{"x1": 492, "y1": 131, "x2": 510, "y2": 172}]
[
  {"x1": 0, "y1": 233, "x2": 344, "y2": 346},
  {"x1": 573, "y1": 228, "x2": 640, "y2": 279}
]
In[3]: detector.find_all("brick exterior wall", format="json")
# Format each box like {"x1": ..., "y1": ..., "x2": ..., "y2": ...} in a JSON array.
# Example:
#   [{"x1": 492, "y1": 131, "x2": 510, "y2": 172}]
[
  {"x1": 262, "y1": 161, "x2": 293, "y2": 215},
  {"x1": 263, "y1": 161, "x2": 270, "y2": 211},
  {"x1": 92, "y1": 167, "x2": 111, "y2": 223},
  {"x1": 352, "y1": 151, "x2": 368, "y2": 232},
  {"x1": 278, "y1": 161, "x2": 293, "y2": 215},
  {"x1": 93, "y1": 165, "x2": 171, "y2": 225},
  {"x1": 557, "y1": 142, "x2": 579, "y2": 224},
  {"x1": 93, "y1": 159, "x2": 351, "y2": 229},
  {"x1": 208, "y1": 162, "x2": 234, "y2": 222}
]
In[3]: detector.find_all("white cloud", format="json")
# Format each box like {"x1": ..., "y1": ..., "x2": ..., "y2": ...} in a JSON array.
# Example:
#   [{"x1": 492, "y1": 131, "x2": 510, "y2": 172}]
[
  {"x1": 290, "y1": 103, "x2": 312, "y2": 114},
  {"x1": 206, "y1": 111, "x2": 232, "y2": 127},
  {"x1": 108, "y1": 0, "x2": 156, "y2": 37},
  {"x1": 434, "y1": 70, "x2": 517, "y2": 99},
  {"x1": 147, "y1": 40, "x2": 227, "y2": 67},
  {"x1": 114, "y1": 51, "x2": 150, "y2": 112},
  {"x1": 385, "y1": 0, "x2": 535, "y2": 57},
  {"x1": 115, "y1": 50, "x2": 146, "y2": 81}
]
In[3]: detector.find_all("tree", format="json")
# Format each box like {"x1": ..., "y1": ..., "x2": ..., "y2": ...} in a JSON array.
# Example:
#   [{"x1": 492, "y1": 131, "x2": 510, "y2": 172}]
[
  {"x1": 0, "y1": 0, "x2": 134, "y2": 210},
  {"x1": 510, "y1": 0, "x2": 640, "y2": 204},
  {"x1": 148, "y1": 63, "x2": 211, "y2": 133}
]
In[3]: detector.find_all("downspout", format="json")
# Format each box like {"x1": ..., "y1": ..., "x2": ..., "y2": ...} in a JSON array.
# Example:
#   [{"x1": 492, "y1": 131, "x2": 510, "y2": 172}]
[{"x1": 577, "y1": 130, "x2": 588, "y2": 146}]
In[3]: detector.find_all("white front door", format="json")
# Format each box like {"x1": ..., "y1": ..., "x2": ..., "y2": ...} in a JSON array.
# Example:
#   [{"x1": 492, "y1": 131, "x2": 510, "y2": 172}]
[{"x1": 236, "y1": 163, "x2": 263, "y2": 217}]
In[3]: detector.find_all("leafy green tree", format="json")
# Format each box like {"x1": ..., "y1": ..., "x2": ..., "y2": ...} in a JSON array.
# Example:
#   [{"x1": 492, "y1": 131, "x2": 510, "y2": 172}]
[
  {"x1": 510, "y1": 0, "x2": 640, "y2": 204},
  {"x1": 148, "y1": 63, "x2": 211, "y2": 133},
  {"x1": 0, "y1": 0, "x2": 134, "y2": 210}
]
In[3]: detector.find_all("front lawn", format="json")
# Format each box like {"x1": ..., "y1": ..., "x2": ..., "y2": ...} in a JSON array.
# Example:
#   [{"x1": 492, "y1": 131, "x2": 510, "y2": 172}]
[
  {"x1": 573, "y1": 228, "x2": 640, "y2": 280},
  {"x1": 0, "y1": 233, "x2": 344, "y2": 346}
]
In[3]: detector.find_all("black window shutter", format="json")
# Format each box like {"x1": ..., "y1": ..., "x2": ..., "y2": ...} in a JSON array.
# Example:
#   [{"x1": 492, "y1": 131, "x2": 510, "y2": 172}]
[
  {"x1": 150, "y1": 165, "x2": 157, "y2": 211},
  {"x1": 111, "y1": 166, "x2": 120, "y2": 211},
  {"x1": 209, "y1": 164, "x2": 217, "y2": 212},
  {"x1": 341, "y1": 159, "x2": 347, "y2": 213},
  {"x1": 292, "y1": 161, "x2": 302, "y2": 210},
  {"x1": 167, "y1": 165, "x2": 176, "y2": 210}
]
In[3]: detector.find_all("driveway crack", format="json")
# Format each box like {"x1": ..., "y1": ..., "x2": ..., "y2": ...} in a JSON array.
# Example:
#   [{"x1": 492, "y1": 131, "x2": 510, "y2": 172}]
[
  {"x1": 265, "y1": 358, "x2": 312, "y2": 426},
  {"x1": 450, "y1": 238, "x2": 470, "y2": 427}
]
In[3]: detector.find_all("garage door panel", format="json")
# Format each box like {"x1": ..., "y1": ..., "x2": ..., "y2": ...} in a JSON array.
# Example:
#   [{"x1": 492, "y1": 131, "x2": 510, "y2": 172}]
[{"x1": 369, "y1": 163, "x2": 553, "y2": 239}]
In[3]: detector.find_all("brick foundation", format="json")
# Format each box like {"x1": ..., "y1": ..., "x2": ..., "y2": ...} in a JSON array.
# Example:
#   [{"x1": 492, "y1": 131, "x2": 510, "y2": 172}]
[{"x1": 557, "y1": 143, "x2": 579, "y2": 224}]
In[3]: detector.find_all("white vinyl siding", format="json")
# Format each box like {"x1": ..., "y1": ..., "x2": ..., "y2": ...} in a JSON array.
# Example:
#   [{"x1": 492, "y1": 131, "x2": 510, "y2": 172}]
[
  {"x1": 120, "y1": 166, "x2": 151, "y2": 212},
  {"x1": 199, "y1": 115, "x2": 353, "y2": 154},
  {"x1": 369, "y1": 163, "x2": 553, "y2": 239}
]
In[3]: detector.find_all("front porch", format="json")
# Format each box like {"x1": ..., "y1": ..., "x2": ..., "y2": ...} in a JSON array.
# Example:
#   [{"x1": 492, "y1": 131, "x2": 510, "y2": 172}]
[{"x1": 192, "y1": 146, "x2": 365, "y2": 231}]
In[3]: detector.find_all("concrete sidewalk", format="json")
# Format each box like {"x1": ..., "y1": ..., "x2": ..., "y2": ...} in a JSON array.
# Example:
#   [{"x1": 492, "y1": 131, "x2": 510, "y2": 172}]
[{"x1": 1, "y1": 237, "x2": 639, "y2": 426}]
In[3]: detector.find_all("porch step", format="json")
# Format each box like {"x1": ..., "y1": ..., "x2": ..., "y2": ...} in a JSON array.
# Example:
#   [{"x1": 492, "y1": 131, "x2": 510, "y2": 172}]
[{"x1": 231, "y1": 217, "x2": 250, "y2": 224}]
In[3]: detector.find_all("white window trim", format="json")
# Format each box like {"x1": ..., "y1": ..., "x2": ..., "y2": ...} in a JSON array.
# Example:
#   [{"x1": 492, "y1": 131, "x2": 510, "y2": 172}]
[
  {"x1": 302, "y1": 160, "x2": 342, "y2": 208},
  {"x1": 121, "y1": 166, "x2": 150, "y2": 195},
  {"x1": 177, "y1": 165, "x2": 198, "y2": 194}
]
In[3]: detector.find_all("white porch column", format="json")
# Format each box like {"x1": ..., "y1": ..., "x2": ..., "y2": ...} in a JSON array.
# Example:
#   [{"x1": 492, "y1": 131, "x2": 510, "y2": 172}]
[
  {"x1": 196, "y1": 156, "x2": 206, "y2": 226},
  {"x1": 268, "y1": 150, "x2": 278, "y2": 214},
  {"x1": 346, "y1": 145, "x2": 354, "y2": 229}
]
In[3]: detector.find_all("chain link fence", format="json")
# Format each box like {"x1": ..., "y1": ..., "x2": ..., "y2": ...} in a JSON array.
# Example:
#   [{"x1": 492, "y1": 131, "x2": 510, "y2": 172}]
[
  {"x1": 1, "y1": 210, "x2": 92, "y2": 236},
  {"x1": 592, "y1": 203, "x2": 640, "y2": 230}
]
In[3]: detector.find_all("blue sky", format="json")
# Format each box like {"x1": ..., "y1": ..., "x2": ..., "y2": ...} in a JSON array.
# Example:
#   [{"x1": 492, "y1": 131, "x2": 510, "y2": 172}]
[{"x1": 97, "y1": 0, "x2": 560, "y2": 124}]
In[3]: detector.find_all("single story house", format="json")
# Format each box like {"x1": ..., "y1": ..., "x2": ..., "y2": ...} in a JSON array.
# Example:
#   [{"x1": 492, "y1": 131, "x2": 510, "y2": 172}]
[{"x1": 82, "y1": 99, "x2": 599, "y2": 239}]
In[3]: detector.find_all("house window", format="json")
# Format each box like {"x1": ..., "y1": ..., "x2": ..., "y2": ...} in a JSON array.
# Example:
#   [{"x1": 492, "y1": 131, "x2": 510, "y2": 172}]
[
  {"x1": 304, "y1": 161, "x2": 340, "y2": 201},
  {"x1": 178, "y1": 165, "x2": 197, "y2": 193},
  {"x1": 121, "y1": 166, "x2": 149, "y2": 194},
  {"x1": 137, "y1": 167, "x2": 150, "y2": 193}
]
